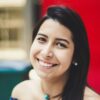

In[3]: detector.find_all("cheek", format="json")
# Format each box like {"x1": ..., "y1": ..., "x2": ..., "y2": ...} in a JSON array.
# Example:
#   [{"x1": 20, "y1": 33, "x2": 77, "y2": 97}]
[
  {"x1": 30, "y1": 43, "x2": 38, "y2": 60},
  {"x1": 30, "y1": 42, "x2": 43, "y2": 60},
  {"x1": 30, "y1": 44, "x2": 40, "y2": 69},
  {"x1": 56, "y1": 50, "x2": 74, "y2": 69}
]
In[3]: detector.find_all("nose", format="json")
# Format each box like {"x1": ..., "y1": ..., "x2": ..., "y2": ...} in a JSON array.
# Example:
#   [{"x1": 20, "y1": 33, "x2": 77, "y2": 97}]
[{"x1": 41, "y1": 43, "x2": 54, "y2": 59}]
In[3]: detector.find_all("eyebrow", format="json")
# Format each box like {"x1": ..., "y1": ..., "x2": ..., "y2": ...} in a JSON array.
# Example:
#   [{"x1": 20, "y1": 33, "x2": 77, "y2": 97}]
[
  {"x1": 38, "y1": 33, "x2": 48, "y2": 38},
  {"x1": 37, "y1": 33, "x2": 70, "y2": 44}
]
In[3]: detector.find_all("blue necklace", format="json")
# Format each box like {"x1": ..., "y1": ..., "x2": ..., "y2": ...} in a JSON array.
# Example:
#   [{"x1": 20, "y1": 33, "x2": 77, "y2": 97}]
[
  {"x1": 44, "y1": 94, "x2": 50, "y2": 100},
  {"x1": 41, "y1": 84, "x2": 62, "y2": 100},
  {"x1": 43, "y1": 93, "x2": 62, "y2": 100}
]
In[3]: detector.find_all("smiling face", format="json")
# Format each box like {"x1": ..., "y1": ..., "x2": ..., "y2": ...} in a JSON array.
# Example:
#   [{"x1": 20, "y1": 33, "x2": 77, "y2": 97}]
[{"x1": 30, "y1": 19, "x2": 74, "y2": 81}]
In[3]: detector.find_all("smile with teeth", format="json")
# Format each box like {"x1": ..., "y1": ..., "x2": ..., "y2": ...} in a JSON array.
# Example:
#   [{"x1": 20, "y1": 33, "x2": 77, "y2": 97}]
[{"x1": 37, "y1": 59, "x2": 58, "y2": 68}]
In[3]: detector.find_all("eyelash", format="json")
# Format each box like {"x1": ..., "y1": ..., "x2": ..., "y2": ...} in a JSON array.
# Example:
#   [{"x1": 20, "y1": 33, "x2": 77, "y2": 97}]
[
  {"x1": 36, "y1": 37, "x2": 67, "y2": 48},
  {"x1": 56, "y1": 42, "x2": 67, "y2": 48},
  {"x1": 37, "y1": 37, "x2": 46, "y2": 43}
]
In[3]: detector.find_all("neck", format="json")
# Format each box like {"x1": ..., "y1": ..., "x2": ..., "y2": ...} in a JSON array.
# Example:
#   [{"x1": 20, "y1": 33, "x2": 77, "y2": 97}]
[{"x1": 41, "y1": 73, "x2": 69, "y2": 98}]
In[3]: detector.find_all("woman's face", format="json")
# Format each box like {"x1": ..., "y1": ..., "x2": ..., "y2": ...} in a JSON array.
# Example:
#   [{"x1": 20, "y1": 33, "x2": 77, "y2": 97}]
[{"x1": 30, "y1": 19, "x2": 74, "y2": 80}]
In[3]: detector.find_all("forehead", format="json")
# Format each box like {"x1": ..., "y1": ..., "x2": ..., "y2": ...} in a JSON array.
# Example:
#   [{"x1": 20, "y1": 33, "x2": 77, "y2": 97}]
[{"x1": 38, "y1": 19, "x2": 73, "y2": 39}]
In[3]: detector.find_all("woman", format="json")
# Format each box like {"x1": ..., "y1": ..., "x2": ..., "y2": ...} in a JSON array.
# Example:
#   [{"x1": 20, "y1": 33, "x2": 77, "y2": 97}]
[{"x1": 10, "y1": 6, "x2": 100, "y2": 100}]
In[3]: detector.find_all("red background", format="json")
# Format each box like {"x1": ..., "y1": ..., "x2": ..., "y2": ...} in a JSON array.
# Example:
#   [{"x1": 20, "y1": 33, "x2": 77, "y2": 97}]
[{"x1": 41, "y1": 0, "x2": 100, "y2": 94}]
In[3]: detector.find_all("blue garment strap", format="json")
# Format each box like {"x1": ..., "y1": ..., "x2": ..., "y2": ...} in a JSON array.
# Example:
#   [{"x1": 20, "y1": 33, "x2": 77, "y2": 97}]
[{"x1": 9, "y1": 97, "x2": 18, "y2": 100}]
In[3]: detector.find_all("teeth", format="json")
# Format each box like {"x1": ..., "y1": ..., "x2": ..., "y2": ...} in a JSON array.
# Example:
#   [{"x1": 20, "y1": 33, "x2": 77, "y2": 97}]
[{"x1": 39, "y1": 60, "x2": 53, "y2": 67}]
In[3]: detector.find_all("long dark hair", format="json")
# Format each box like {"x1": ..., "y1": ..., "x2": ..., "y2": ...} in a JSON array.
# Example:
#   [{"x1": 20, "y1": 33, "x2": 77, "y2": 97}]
[{"x1": 32, "y1": 6, "x2": 90, "y2": 100}]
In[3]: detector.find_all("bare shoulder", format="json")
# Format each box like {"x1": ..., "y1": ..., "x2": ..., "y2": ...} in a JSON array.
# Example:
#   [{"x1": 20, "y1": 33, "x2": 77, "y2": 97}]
[
  {"x1": 84, "y1": 86, "x2": 100, "y2": 100},
  {"x1": 11, "y1": 80, "x2": 34, "y2": 98},
  {"x1": 11, "y1": 69, "x2": 40, "y2": 97},
  {"x1": 29, "y1": 69, "x2": 40, "y2": 80}
]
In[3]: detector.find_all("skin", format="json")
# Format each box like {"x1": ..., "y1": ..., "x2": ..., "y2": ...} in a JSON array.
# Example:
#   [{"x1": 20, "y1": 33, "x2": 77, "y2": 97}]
[
  {"x1": 11, "y1": 19, "x2": 100, "y2": 100},
  {"x1": 30, "y1": 19, "x2": 74, "y2": 81},
  {"x1": 29, "y1": 18, "x2": 75, "y2": 97},
  {"x1": 29, "y1": 69, "x2": 100, "y2": 100}
]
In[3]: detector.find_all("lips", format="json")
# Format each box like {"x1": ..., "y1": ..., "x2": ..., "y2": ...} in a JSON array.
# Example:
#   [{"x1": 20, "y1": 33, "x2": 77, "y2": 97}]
[{"x1": 37, "y1": 58, "x2": 58, "y2": 68}]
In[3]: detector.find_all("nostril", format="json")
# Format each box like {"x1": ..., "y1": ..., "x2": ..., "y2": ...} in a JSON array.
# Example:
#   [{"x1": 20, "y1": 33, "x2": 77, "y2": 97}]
[
  {"x1": 48, "y1": 52, "x2": 53, "y2": 57},
  {"x1": 41, "y1": 49, "x2": 54, "y2": 58}
]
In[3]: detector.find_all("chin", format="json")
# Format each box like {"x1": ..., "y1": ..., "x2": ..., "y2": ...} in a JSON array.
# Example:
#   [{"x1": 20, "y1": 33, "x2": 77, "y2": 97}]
[{"x1": 36, "y1": 70, "x2": 53, "y2": 80}]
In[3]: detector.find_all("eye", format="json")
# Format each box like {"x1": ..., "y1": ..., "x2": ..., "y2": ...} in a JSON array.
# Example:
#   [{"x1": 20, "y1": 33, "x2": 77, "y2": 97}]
[
  {"x1": 56, "y1": 42, "x2": 67, "y2": 49},
  {"x1": 37, "y1": 37, "x2": 47, "y2": 43}
]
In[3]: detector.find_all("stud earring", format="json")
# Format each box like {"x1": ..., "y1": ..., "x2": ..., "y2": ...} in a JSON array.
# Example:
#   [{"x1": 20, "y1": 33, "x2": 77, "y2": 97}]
[{"x1": 74, "y1": 62, "x2": 78, "y2": 66}]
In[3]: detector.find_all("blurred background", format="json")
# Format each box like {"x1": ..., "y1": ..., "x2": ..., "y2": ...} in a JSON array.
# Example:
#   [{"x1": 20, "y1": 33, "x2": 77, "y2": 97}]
[
  {"x1": 0, "y1": 0, "x2": 36, "y2": 99},
  {"x1": 0, "y1": 0, "x2": 100, "y2": 99},
  {"x1": 0, "y1": 0, "x2": 32, "y2": 61}
]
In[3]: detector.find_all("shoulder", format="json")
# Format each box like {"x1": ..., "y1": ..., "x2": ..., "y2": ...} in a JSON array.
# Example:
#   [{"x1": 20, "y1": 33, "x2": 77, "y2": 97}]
[
  {"x1": 11, "y1": 80, "x2": 34, "y2": 98},
  {"x1": 11, "y1": 70, "x2": 41, "y2": 99},
  {"x1": 29, "y1": 69, "x2": 40, "y2": 80},
  {"x1": 84, "y1": 86, "x2": 100, "y2": 100}
]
